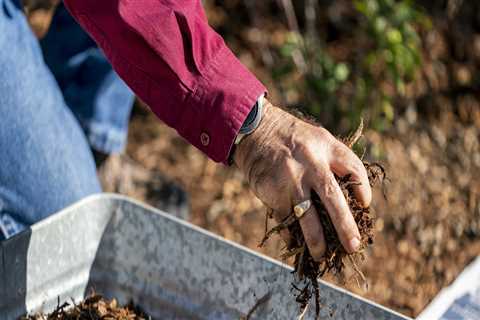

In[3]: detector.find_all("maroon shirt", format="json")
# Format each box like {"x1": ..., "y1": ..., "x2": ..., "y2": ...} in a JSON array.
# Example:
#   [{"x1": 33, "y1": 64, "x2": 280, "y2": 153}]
[{"x1": 63, "y1": 0, "x2": 266, "y2": 164}]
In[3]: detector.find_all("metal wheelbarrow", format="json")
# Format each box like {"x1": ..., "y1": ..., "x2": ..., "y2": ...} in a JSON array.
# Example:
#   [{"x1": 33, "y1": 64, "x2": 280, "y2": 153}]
[{"x1": 0, "y1": 194, "x2": 410, "y2": 319}]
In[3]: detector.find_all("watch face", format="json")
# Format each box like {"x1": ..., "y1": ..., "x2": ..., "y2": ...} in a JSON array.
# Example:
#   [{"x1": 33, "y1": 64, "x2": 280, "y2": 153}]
[
  {"x1": 240, "y1": 95, "x2": 264, "y2": 136},
  {"x1": 240, "y1": 102, "x2": 259, "y2": 134}
]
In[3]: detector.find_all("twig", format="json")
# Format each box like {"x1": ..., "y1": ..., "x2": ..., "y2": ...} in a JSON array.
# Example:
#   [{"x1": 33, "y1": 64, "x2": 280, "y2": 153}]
[
  {"x1": 278, "y1": 0, "x2": 300, "y2": 33},
  {"x1": 347, "y1": 255, "x2": 366, "y2": 284},
  {"x1": 345, "y1": 118, "x2": 364, "y2": 148},
  {"x1": 244, "y1": 0, "x2": 275, "y2": 68},
  {"x1": 259, "y1": 213, "x2": 296, "y2": 247},
  {"x1": 304, "y1": 0, "x2": 317, "y2": 40},
  {"x1": 276, "y1": 0, "x2": 307, "y2": 72},
  {"x1": 297, "y1": 301, "x2": 309, "y2": 320},
  {"x1": 240, "y1": 292, "x2": 272, "y2": 320}
]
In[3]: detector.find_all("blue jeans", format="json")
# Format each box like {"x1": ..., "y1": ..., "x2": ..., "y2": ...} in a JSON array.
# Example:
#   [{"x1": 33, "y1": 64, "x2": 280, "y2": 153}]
[{"x1": 0, "y1": 1, "x2": 134, "y2": 239}]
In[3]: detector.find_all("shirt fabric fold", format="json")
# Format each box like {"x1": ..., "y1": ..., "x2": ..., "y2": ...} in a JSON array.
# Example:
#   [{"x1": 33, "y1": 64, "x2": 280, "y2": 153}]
[{"x1": 63, "y1": 0, "x2": 266, "y2": 163}]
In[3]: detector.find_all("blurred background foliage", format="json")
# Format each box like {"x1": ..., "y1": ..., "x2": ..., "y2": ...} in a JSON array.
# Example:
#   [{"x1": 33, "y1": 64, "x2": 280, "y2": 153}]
[
  {"x1": 274, "y1": 0, "x2": 428, "y2": 132},
  {"x1": 206, "y1": 0, "x2": 478, "y2": 134}
]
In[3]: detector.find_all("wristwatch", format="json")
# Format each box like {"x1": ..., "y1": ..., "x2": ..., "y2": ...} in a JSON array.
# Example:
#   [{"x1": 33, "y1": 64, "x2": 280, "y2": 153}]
[
  {"x1": 235, "y1": 94, "x2": 265, "y2": 145},
  {"x1": 228, "y1": 94, "x2": 265, "y2": 165}
]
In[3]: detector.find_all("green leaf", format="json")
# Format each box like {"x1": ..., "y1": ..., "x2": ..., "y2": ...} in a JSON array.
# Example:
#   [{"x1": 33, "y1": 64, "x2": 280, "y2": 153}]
[
  {"x1": 386, "y1": 29, "x2": 403, "y2": 44},
  {"x1": 334, "y1": 63, "x2": 350, "y2": 82}
]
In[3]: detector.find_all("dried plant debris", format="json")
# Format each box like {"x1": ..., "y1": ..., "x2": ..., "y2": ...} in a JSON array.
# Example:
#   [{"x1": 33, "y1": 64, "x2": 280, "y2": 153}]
[
  {"x1": 240, "y1": 292, "x2": 272, "y2": 320},
  {"x1": 259, "y1": 121, "x2": 386, "y2": 318},
  {"x1": 21, "y1": 293, "x2": 151, "y2": 320}
]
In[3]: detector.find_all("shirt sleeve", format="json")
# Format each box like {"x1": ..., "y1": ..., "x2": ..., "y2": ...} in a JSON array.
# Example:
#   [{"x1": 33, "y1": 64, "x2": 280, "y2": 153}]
[{"x1": 63, "y1": 0, "x2": 266, "y2": 163}]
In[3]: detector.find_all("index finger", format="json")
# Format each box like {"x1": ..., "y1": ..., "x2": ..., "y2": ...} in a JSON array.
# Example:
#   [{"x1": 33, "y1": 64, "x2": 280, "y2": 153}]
[{"x1": 311, "y1": 169, "x2": 361, "y2": 253}]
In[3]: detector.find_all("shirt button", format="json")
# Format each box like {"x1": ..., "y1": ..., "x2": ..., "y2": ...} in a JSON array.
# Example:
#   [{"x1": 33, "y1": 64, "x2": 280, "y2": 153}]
[{"x1": 200, "y1": 132, "x2": 210, "y2": 146}]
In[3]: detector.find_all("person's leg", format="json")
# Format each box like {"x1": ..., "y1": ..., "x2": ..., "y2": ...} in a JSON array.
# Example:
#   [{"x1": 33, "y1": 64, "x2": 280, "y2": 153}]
[
  {"x1": 41, "y1": 4, "x2": 135, "y2": 156},
  {"x1": 0, "y1": 0, "x2": 101, "y2": 239}
]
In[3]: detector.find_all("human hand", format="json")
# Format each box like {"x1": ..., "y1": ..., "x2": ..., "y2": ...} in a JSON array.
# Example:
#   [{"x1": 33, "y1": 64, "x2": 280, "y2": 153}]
[{"x1": 233, "y1": 100, "x2": 372, "y2": 261}]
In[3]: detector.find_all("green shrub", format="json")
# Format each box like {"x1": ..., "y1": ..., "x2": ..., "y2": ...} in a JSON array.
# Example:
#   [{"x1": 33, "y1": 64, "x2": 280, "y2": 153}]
[{"x1": 273, "y1": 0, "x2": 429, "y2": 132}]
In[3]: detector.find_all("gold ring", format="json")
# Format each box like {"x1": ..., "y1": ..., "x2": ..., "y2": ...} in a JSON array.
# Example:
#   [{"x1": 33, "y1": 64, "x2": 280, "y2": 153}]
[{"x1": 293, "y1": 200, "x2": 312, "y2": 219}]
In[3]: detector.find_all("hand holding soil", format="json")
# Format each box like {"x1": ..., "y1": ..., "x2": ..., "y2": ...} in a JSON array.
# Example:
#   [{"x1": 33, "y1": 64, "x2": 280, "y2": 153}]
[
  {"x1": 233, "y1": 100, "x2": 372, "y2": 260},
  {"x1": 234, "y1": 103, "x2": 384, "y2": 316}
]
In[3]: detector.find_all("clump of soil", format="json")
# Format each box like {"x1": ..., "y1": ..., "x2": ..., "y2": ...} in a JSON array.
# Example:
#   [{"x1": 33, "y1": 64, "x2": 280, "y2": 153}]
[
  {"x1": 21, "y1": 293, "x2": 151, "y2": 320},
  {"x1": 260, "y1": 123, "x2": 385, "y2": 317}
]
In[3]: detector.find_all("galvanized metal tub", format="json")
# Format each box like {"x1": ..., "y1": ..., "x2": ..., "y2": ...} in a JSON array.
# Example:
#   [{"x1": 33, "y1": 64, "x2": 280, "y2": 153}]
[{"x1": 0, "y1": 194, "x2": 410, "y2": 319}]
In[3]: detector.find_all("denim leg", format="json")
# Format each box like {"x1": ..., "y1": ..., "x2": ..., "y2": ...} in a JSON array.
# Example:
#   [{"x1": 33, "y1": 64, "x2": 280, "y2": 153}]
[
  {"x1": 0, "y1": 0, "x2": 101, "y2": 239},
  {"x1": 41, "y1": 4, "x2": 135, "y2": 154}
]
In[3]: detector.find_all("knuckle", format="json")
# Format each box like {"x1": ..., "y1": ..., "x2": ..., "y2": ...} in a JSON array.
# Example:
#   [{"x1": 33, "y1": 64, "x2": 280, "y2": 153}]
[
  {"x1": 338, "y1": 220, "x2": 355, "y2": 236},
  {"x1": 309, "y1": 242, "x2": 326, "y2": 259},
  {"x1": 311, "y1": 162, "x2": 329, "y2": 178},
  {"x1": 311, "y1": 249, "x2": 325, "y2": 261},
  {"x1": 359, "y1": 165, "x2": 370, "y2": 182},
  {"x1": 335, "y1": 217, "x2": 359, "y2": 242},
  {"x1": 295, "y1": 140, "x2": 311, "y2": 155},
  {"x1": 349, "y1": 152, "x2": 365, "y2": 171},
  {"x1": 322, "y1": 178, "x2": 338, "y2": 199},
  {"x1": 348, "y1": 161, "x2": 365, "y2": 180},
  {"x1": 307, "y1": 233, "x2": 322, "y2": 249},
  {"x1": 283, "y1": 158, "x2": 297, "y2": 178},
  {"x1": 291, "y1": 137, "x2": 317, "y2": 162},
  {"x1": 332, "y1": 141, "x2": 351, "y2": 159}
]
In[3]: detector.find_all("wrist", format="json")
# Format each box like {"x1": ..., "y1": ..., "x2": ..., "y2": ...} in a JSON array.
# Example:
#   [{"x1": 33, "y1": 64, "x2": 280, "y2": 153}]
[{"x1": 233, "y1": 100, "x2": 283, "y2": 169}]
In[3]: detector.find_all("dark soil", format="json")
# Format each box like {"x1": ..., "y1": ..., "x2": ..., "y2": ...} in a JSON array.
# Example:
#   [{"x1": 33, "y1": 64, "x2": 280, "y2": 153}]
[{"x1": 21, "y1": 294, "x2": 151, "y2": 320}]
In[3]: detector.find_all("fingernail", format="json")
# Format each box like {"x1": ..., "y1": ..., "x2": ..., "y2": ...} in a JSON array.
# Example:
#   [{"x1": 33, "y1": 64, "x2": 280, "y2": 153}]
[{"x1": 348, "y1": 237, "x2": 361, "y2": 252}]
